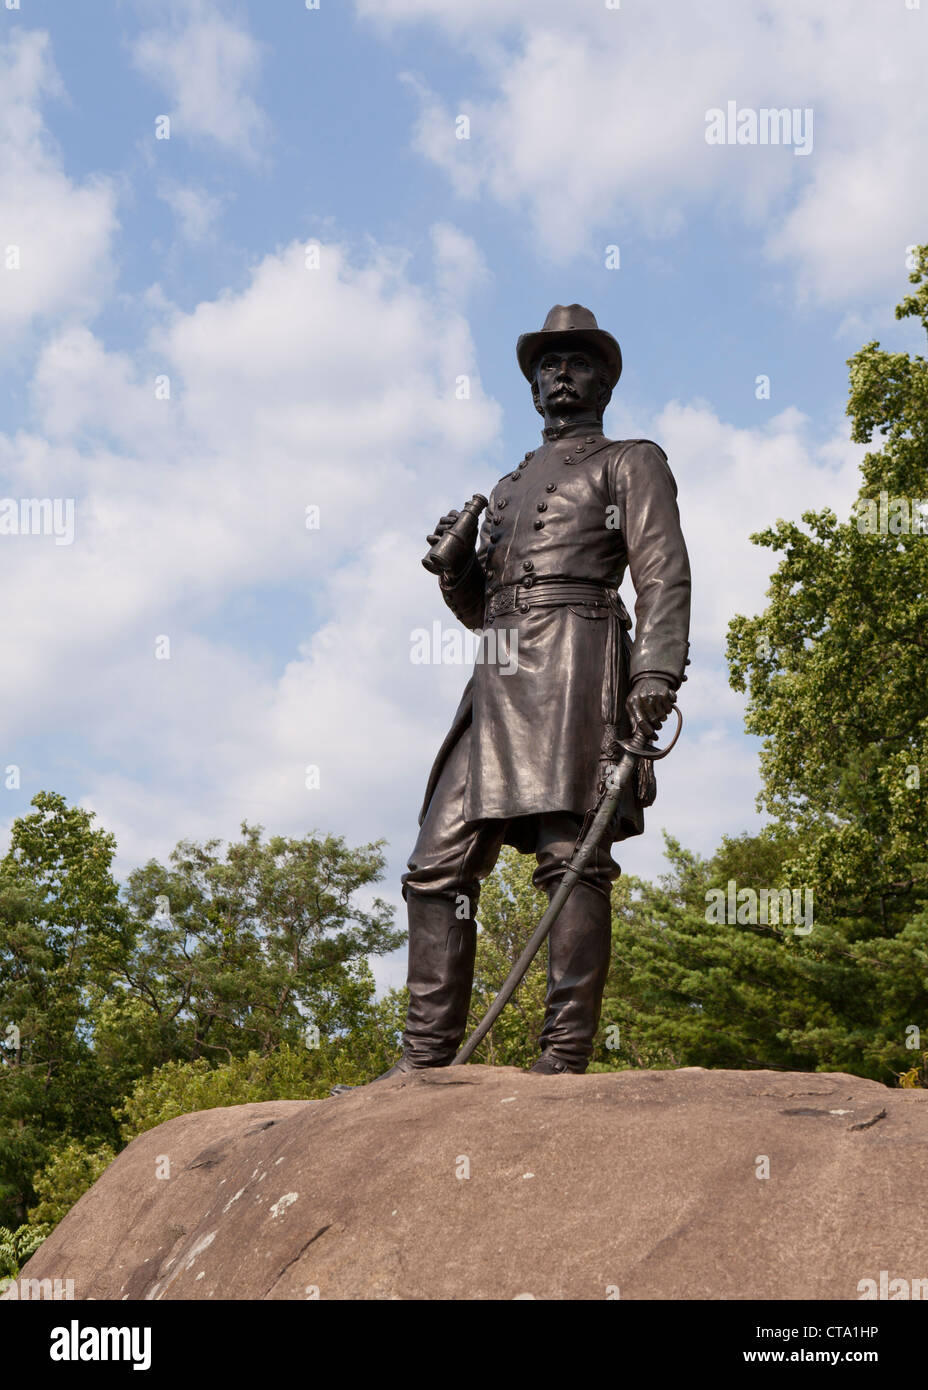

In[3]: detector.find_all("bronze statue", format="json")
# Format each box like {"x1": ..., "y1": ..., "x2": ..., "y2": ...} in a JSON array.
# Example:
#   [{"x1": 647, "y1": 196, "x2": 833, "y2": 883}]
[{"x1": 377, "y1": 305, "x2": 689, "y2": 1081}]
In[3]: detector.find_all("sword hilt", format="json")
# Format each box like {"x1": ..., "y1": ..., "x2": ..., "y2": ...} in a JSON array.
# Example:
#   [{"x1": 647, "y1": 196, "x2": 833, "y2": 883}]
[{"x1": 616, "y1": 704, "x2": 683, "y2": 761}]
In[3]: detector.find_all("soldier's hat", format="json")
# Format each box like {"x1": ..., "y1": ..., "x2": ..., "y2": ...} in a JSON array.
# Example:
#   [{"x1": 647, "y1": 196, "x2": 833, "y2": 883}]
[{"x1": 517, "y1": 304, "x2": 622, "y2": 387}]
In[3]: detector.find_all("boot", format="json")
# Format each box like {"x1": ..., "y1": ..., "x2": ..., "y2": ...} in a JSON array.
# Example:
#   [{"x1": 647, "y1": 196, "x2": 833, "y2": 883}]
[
  {"x1": 331, "y1": 891, "x2": 476, "y2": 1094},
  {"x1": 401, "y1": 889, "x2": 477, "y2": 1065},
  {"x1": 529, "y1": 1054, "x2": 573, "y2": 1075},
  {"x1": 330, "y1": 1053, "x2": 415, "y2": 1093},
  {"x1": 531, "y1": 879, "x2": 612, "y2": 1074}
]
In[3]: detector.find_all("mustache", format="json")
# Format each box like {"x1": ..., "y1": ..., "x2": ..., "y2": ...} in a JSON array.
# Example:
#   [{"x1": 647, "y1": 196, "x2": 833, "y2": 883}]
[{"x1": 550, "y1": 381, "x2": 578, "y2": 393}]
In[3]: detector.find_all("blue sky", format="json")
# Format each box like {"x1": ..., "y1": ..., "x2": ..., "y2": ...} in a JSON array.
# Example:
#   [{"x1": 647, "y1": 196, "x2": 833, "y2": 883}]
[{"x1": 2, "y1": 0, "x2": 927, "y2": 988}]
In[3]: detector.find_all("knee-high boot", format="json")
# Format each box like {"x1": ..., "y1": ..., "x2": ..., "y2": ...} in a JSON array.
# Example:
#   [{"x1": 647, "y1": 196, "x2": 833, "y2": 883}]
[
  {"x1": 531, "y1": 879, "x2": 612, "y2": 1074},
  {"x1": 332, "y1": 892, "x2": 476, "y2": 1092},
  {"x1": 401, "y1": 890, "x2": 477, "y2": 1066}
]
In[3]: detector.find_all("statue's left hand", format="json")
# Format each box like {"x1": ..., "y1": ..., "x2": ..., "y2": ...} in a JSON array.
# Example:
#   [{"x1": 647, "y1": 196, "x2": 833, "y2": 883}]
[{"x1": 626, "y1": 677, "x2": 676, "y2": 740}]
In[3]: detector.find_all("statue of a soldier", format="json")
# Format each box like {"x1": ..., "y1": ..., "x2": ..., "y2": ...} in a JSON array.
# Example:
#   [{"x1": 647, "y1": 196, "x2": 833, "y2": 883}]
[{"x1": 388, "y1": 305, "x2": 691, "y2": 1078}]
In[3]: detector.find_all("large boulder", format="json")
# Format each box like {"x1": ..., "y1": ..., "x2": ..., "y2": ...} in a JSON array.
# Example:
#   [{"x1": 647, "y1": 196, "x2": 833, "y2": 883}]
[{"x1": 15, "y1": 1066, "x2": 927, "y2": 1300}]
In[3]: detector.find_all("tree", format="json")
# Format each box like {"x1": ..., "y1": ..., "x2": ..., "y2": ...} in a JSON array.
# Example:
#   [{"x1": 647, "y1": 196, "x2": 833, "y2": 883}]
[
  {"x1": 0, "y1": 793, "x2": 128, "y2": 1227},
  {"x1": 0, "y1": 799, "x2": 406, "y2": 1232},
  {"x1": 721, "y1": 247, "x2": 928, "y2": 1078},
  {"x1": 601, "y1": 830, "x2": 927, "y2": 1080},
  {"x1": 727, "y1": 247, "x2": 928, "y2": 918},
  {"x1": 116, "y1": 823, "x2": 404, "y2": 1068}
]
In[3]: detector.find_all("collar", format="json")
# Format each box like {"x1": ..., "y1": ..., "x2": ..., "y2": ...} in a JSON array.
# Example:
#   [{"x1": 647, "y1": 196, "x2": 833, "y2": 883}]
[{"x1": 541, "y1": 415, "x2": 603, "y2": 442}]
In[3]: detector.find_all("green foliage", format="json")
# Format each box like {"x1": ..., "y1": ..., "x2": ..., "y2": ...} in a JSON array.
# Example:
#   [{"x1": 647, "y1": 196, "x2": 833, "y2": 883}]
[
  {"x1": 117, "y1": 994, "x2": 407, "y2": 1141},
  {"x1": 0, "y1": 793, "x2": 127, "y2": 1228},
  {"x1": 0, "y1": 798, "x2": 404, "y2": 1228},
  {"x1": 118, "y1": 822, "x2": 404, "y2": 1065},
  {"x1": 0, "y1": 1223, "x2": 49, "y2": 1286},
  {"x1": 27, "y1": 1138, "x2": 117, "y2": 1229},
  {"x1": 467, "y1": 848, "x2": 548, "y2": 1067},
  {"x1": 727, "y1": 246, "x2": 928, "y2": 923},
  {"x1": 896, "y1": 1052, "x2": 928, "y2": 1087},
  {"x1": 602, "y1": 833, "x2": 926, "y2": 1082},
  {"x1": 718, "y1": 249, "x2": 928, "y2": 1082}
]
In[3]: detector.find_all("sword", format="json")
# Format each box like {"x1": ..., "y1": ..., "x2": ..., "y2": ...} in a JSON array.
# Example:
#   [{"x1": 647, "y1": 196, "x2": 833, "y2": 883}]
[{"x1": 450, "y1": 706, "x2": 683, "y2": 1066}]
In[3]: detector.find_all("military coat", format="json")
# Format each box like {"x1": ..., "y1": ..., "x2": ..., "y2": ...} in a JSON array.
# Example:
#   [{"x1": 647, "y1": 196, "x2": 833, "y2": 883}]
[{"x1": 419, "y1": 419, "x2": 691, "y2": 849}]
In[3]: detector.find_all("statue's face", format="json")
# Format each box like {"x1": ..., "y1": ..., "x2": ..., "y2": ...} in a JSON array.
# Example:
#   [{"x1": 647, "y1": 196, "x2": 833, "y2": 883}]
[{"x1": 534, "y1": 341, "x2": 603, "y2": 416}]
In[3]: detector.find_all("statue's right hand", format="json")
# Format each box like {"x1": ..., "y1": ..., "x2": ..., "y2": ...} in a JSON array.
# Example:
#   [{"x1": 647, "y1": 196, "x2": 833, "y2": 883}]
[{"x1": 426, "y1": 510, "x2": 460, "y2": 547}]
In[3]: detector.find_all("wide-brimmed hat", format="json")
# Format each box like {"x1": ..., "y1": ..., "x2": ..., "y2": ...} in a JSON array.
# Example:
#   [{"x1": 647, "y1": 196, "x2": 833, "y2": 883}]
[{"x1": 517, "y1": 304, "x2": 622, "y2": 387}]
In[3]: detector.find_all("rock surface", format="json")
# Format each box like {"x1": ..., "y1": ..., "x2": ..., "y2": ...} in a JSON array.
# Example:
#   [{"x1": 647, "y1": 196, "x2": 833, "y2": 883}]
[{"x1": 16, "y1": 1066, "x2": 927, "y2": 1300}]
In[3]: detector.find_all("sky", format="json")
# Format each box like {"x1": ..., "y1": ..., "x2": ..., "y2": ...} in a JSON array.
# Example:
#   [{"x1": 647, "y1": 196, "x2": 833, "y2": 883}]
[{"x1": 1, "y1": 0, "x2": 926, "y2": 990}]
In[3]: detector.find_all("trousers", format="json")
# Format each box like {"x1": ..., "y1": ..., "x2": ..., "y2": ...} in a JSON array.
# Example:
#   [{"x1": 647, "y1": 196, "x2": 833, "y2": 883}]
[{"x1": 400, "y1": 723, "x2": 619, "y2": 1070}]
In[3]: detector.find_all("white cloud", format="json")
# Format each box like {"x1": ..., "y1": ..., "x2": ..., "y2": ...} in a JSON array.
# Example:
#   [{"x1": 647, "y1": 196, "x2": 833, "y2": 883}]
[
  {"x1": 590, "y1": 391, "x2": 866, "y2": 879},
  {"x1": 28, "y1": 326, "x2": 169, "y2": 445},
  {"x1": 132, "y1": 2, "x2": 268, "y2": 159},
  {"x1": 0, "y1": 30, "x2": 118, "y2": 340},
  {"x1": 157, "y1": 181, "x2": 225, "y2": 243},
  {"x1": 0, "y1": 234, "x2": 501, "y2": 896},
  {"x1": 364, "y1": 0, "x2": 928, "y2": 303},
  {"x1": 631, "y1": 400, "x2": 865, "y2": 654},
  {"x1": 430, "y1": 221, "x2": 491, "y2": 301}
]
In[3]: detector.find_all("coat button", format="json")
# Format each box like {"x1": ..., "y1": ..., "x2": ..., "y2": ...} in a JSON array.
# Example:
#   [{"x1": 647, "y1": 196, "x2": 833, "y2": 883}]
[
  {"x1": 522, "y1": 576, "x2": 534, "y2": 588},
  {"x1": 519, "y1": 602, "x2": 529, "y2": 613},
  {"x1": 533, "y1": 520, "x2": 545, "y2": 530},
  {"x1": 586, "y1": 436, "x2": 596, "y2": 443},
  {"x1": 522, "y1": 559, "x2": 534, "y2": 571},
  {"x1": 511, "y1": 471, "x2": 522, "y2": 481},
  {"x1": 576, "y1": 444, "x2": 586, "y2": 453},
  {"x1": 498, "y1": 498, "x2": 507, "y2": 508},
  {"x1": 537, "y1": 502, "x2": 547, "y2": 512},
  {"x1": 524, "y1": 450, "x2": 535, "y2": 461},
  {"x1": 546, "y1": 482, "x2": 557, "y2": 493},
  {"x1": 563, "y1": 455, "x2": 573, "y2": 464}
]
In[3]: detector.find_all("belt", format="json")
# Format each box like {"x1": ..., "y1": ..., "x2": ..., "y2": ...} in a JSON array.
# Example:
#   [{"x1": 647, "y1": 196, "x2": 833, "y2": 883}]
[{"x1": 485, "y1": 576, "x2": 617, "y2": 619}]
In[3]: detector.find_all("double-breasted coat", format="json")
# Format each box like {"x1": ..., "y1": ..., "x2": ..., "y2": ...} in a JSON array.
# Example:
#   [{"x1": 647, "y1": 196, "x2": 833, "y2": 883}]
[{"x1": 419, "y1": 419, "x2": 691, "y2": 853}]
